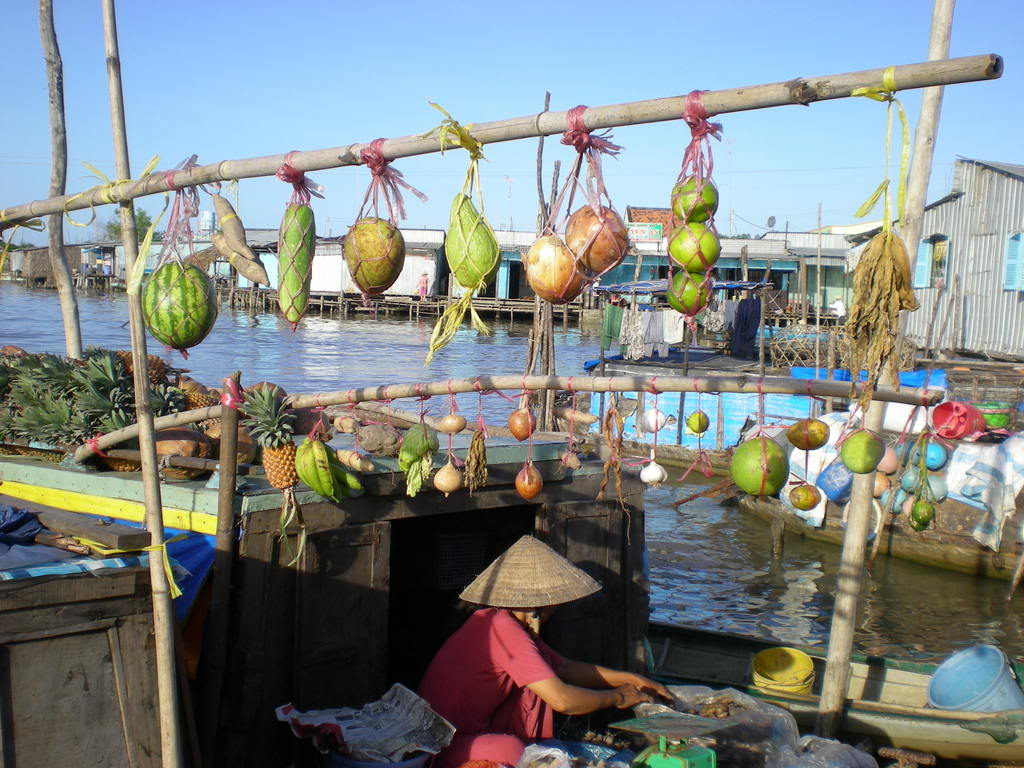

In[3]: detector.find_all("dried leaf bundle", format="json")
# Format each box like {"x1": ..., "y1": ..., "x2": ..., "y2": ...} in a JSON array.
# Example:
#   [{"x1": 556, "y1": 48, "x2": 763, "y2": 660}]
[
  {"x1": 846, "y1": 231, "x2": 918, "y2": 408},
  {"x1": 464, "y1": 429, "x2": 488, "y2": 493}
]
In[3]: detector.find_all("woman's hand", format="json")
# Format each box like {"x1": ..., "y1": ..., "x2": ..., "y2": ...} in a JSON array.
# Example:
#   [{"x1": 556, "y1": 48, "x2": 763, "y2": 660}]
[
  {"x1": 612, "y1": 684, "x2": 654, "y2": 708},
  {"x1": 615, "y1": 673, "x2": 674, "y2": 704}
]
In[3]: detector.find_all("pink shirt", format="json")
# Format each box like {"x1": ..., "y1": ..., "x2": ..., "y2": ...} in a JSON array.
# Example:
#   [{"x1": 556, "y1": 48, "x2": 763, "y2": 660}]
[{"x1": 419, "y1": 608, "x2": 563, "y2": 740}]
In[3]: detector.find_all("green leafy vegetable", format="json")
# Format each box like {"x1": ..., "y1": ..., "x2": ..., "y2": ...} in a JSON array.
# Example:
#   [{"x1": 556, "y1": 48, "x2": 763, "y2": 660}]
[{"x1": 399, "y1": 424, "x2": 439, "y2": 497}]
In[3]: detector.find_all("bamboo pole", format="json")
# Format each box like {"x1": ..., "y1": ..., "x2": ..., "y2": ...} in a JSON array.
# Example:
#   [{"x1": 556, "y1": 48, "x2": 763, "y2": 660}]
[
  {"x1": 200, "y1": 372, "x2": 240, "y2": 765},
  {"x1": 0, "y1": 55, "x2": 1002, "y2": 230},
  {"x1": 100, "y1": 1, "x2": 184, "y2": 765},
  {"x1": 816, "y1": 0, "x2": 956, "y2": 739},
  {"x1": 38, "y1": 0, "x2": 82, "y2": 359},
  {"x1": 73, "y1": 373, "x2": 942, "y2": 462}
]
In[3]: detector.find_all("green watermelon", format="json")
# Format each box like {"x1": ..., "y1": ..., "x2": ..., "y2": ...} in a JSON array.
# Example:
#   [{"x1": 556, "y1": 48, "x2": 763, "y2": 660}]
[
  {"x1": 142, "y1": 261, "x2": 218, "y2": 352},
  {"x1": 278, "y1": 203, "x2": 316, "y2": 328},
  {"x1": 345, "y1": 217, "x2": 405, "y2": 296}
]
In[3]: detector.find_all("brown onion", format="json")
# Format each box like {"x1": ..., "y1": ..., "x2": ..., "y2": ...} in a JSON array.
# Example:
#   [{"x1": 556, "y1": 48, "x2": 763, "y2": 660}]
[
  {"x1": 507, "y1": 408, "x2": 536, "y2": 441},
  {"x1": 524, "y1": 235, "x2": 587, "y2": 304},
  {"x1": 565, "y1": 205, "x2": 628, "y2": 275},
  {"x1": 433, "y1": 461, "x2": 463, "y2": 497},
  {"x1": 515, "y1": 462, "x2": 543, "y2": 500},
  {"x1": 438, "y1": 414, "x2": 467, "y2": 435}
]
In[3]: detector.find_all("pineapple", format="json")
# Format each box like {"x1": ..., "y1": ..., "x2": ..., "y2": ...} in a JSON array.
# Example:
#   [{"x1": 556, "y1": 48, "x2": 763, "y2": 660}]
[
  {"x1": 242, "y1": 385, "x2": 298, "y2": 489},
  {"x1": 178, "y1": 377, "x2": 221, "y2": 411},
  {"x1": 116, "y1": 350, "x2": 169, "y2": 386}
]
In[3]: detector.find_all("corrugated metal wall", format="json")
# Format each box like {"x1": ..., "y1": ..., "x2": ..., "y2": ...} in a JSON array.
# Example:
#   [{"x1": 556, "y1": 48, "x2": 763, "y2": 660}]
[{"x1": 903, "y1": 161, "x2": 1024, "y2": 357}]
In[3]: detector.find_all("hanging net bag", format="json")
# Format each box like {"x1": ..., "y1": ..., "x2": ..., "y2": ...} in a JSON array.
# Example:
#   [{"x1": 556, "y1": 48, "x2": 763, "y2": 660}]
[
  {"x1": 141, "y1": 155, "x2": 218, "y2": 357},
  {"x1": 425, "y1": 104, "x2": 501, "y2": 365},
  {"x1": 667, "y1": 91, "x2": 722, "y2": 326},
  {"x1": 345, "y1": 138, "x2": 426, "y2": 302},
  {"x1": 525, "y1": 105, "x2": 627, "y2": 304},
  {"x1": 276, "y1": 153, "x2": 325, "y2": 330}
]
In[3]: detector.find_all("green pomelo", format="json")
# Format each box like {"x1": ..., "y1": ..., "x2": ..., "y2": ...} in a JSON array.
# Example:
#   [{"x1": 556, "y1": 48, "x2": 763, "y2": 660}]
[
  {"x1": 686, "y1": 410, "x2": 710, "y2": 435},
  {"x1": 786, "y1": 418, "x2": 829, "y2": 451},
  {"x1": 789, "y1": 484, "x2": 822, "y2": 511},
  {"x1": 277, "y1": 203, "x2": 316, "y2": 324},
  {"x1": 668, "y1": 222, "x2": 720, "y2": 271},
  {"x1": 730, "y1": 437, "x2": 789, "y2": 496},
  {"x1": 671, "y1": 177, "x2": 719, "y2": 224},
  {"x1": 839, "y1": 429, "x2": 885, "y2": 474},
  {"x1": 447, "y1": 194, "x2": 500, "y2": 290},
  {"x1": 345, "y1": 217, "x2": 406, "y2": 295},
  {"x1": 142, "y1": 262, "x2": 218, "y2": 351},
  {"x1": 666, "y1": 271, "x2": 710, "y2": 315}
]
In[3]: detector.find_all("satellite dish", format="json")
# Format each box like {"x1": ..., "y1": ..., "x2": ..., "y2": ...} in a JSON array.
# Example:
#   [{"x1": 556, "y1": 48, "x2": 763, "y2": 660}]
[{"x1": 766, "y1": 216, "x2": 777, "y2": 230}]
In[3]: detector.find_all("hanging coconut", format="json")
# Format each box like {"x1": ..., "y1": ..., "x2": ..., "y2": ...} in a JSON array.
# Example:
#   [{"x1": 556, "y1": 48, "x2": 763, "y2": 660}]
[
  {"x1": 789, "y1": 483, "x2": 821, "y2": 511},
  {"x1": 426, "y1": 194, "x2": 500, "y2": 363},
  {"x1": 345, "y1": 217, "x2": 405, "y2": 297},
  {"x1": 671, "y1": 177, "x2": 719, "y2": 224},
  {"x1": 786, "y1": 418, "x2": 829, "y2": 451},
  {"x1": 564, "y1": 205, "x2": 628, "y2": 275},
  {"x1": 278, "y1": 202, "x2": 316, "y2": 327},
  {"x1": 839, "y1": 429, "x2": 885, "y2": 474},
  {"x1": 666, "y1": 270, "x2": 710, "y2": 316},
  {"x1": 524, "y1": 235, "x2": 587, "y2": 304},
  {"x1": 142, "y1": 261, "x2": 218, "y2": 353},
  {"x1": 730, "y1": 437, "x2": 789, "y2": 496},
  {"x1": 668, "y1": 222, "x2": 721, "y2": 272}
]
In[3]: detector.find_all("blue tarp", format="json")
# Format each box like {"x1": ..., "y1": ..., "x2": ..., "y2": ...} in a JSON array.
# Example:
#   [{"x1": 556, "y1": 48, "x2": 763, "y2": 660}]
[{"x1": 790, "y1": 367, "x2": 947, "y2": 389}]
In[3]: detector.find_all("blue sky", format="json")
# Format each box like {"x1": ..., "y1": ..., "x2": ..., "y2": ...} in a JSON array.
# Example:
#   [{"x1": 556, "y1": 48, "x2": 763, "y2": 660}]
[{"x1": 2, "y1": 1, "x2": 1020, "y2": 245}]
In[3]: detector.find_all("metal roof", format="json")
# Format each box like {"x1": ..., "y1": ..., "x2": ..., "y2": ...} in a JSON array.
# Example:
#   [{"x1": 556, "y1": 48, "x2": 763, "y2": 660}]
[{"x1": 963, "y1": 158, "x2": 1024, "y2": 181}]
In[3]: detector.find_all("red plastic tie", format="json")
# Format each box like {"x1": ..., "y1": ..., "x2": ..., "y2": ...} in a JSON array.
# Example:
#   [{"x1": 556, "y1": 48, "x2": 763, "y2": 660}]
[
  {"x1": 357, "y1": 137, "x2": 427, "y2": 224},
  {"x1": 87, "y1": 436, "x2": 110, "y2": 459},
  {"x1": 276, "y1": 151, "x2": 325, "y2": 205}
]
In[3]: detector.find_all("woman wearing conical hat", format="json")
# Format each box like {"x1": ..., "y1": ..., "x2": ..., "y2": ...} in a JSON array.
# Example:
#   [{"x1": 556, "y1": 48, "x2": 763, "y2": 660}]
[{"x1": 419, "y1": 536, "x2": 671, "y2": 768}]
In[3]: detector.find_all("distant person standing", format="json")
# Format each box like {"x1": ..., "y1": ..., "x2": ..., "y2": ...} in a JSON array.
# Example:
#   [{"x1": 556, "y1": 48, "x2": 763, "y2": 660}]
[
  {"x1": 418, "y1": 272, "x2": 430, "y2": 300},
  {"x1": 829, "y1": 297, "x2": 847, "y2": 323}
]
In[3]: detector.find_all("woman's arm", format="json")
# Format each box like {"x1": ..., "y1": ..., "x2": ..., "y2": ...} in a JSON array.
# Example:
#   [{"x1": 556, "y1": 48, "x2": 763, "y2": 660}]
[
  {"x1": 557, "y1": 659, "x2": 674, "y2": 702},
  {"x1": 526, "y1": 677, "x2": 652, "y2": 715}
]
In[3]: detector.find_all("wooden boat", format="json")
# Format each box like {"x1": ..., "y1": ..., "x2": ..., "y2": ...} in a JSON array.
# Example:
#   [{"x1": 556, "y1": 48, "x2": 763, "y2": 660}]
[
  {"x1": 647, "y1": 621, "x2": 1024, "y2": 765},
  {"x1": 740, "y1": 491, "x2": 1024, "y2": 580}
]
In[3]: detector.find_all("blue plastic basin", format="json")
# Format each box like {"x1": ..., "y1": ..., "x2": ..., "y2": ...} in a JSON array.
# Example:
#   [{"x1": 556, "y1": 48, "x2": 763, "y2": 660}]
[{"x1": 927, "y1": 644, "x2": 1024, "y2": 712}]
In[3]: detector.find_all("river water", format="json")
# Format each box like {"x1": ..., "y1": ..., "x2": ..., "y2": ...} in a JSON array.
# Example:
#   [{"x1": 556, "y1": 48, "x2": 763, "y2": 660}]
[{"x1": 3, "y1": 282, "x2": 1022, "y2": 663}]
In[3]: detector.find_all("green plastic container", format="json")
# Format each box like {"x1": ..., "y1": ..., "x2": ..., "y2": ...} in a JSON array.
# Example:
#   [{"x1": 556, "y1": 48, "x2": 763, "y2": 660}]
[{"x1": 972, "y1": 401, "x2": 1014, "y2": 430}]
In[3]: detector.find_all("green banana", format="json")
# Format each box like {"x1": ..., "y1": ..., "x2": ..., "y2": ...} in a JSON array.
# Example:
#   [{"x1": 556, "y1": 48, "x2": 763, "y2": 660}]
[{"x1": 296, "y1": 436, "x2": 363, "y2": 501}]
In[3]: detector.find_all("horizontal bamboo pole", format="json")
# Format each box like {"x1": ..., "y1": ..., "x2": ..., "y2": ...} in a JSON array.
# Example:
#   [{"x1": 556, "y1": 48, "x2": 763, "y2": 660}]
[
  {"x1": 103, "y1": 448, "x2": 254, "y2": 474},
  {"x1": 72, "y1": 373, "x2": 942, "y2": 462},
  {"x1": 1, "y1": 54, "x2": 1002, "y2": 230}
]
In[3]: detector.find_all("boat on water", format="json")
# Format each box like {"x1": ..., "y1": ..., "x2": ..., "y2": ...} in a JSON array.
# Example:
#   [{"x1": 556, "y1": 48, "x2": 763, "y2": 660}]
[{"x1": 647, "y1": 621, "x2": 1024, "y2": 765}]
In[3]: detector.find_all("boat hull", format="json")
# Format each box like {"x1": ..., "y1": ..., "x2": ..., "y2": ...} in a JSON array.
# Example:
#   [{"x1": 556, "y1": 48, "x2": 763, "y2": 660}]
[{"x1": 647, "y1": 622, "x2": 1024, "y2": 764}]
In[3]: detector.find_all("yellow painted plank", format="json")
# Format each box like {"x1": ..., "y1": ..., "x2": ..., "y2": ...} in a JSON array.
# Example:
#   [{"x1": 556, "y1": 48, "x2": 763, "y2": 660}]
[{"x1": 0, "y1": 480, "x2": 217, "y2": 535}]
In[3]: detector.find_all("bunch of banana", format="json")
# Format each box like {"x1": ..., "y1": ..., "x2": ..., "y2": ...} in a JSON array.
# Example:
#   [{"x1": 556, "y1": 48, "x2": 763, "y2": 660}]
[{"x1": 295, "y1": 436, "x2": 363, "y2": 501}]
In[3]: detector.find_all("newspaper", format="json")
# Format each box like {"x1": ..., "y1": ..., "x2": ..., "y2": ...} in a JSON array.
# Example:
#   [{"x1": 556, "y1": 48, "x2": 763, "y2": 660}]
[{"x1": 276, "y1": 683, "x2": 456, "y2": 761}]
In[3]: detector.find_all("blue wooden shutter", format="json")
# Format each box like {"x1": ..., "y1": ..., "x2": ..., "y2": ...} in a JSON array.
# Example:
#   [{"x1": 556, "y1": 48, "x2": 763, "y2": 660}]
[
  {"x1": 913, "y1": 239, "x2": 932, "y2": 288},
  {"x1": 1005, "y1": 234, "x2": 1022, "y2": 290}
]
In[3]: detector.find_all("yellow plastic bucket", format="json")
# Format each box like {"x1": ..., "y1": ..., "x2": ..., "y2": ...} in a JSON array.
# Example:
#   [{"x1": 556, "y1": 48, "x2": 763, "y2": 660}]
[{"x1": 752, "y1": 647, "x2": 815, "y2": 695}]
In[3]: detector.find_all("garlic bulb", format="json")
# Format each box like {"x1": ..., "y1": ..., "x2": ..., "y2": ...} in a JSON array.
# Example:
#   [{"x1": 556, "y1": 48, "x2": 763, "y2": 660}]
[
  {"x1": 640, "y1": 461, "x2": 668, "y2": 486},
  {"x1": 640, "y1": 408, "x2": 668, "y2": 433}
]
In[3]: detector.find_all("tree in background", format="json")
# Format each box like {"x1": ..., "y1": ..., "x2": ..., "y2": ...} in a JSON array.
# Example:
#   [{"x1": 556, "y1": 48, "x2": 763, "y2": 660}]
[{"x1": 103, "y1": 209, "x2": 162, "y2": 243}]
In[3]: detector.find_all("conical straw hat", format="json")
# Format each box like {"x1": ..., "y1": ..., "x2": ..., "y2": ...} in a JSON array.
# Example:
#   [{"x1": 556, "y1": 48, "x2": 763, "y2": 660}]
[{"x1": 459, "y1": 535, "x2": 601, "y2": 608}]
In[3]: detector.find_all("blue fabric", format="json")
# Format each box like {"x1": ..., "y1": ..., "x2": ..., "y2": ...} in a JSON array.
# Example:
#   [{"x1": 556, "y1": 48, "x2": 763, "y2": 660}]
[
  {"x1": 0, "y1": 543, "x2": 77, "y2": 570},
  {"x1": 0, "y1": 506, "x2": 42, "y2": 553},
  {"x1": 789, "y1": 367, "x2": 947, "y2": 389}
]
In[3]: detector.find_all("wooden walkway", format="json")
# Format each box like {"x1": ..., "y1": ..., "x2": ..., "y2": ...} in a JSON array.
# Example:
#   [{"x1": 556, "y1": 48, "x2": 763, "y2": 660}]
[{"x1": 219, "y1": 285, "x2": 585, "y2": 324}]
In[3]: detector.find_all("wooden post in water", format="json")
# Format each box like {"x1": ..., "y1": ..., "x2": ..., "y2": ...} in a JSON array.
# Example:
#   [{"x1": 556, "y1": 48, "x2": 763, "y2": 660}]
[
  {"x1": 100, "y1": 1, "x2": 184, "y2": 764},
  {"x1": 816, "y1": 0, "x2": 955, "y2": 738}
]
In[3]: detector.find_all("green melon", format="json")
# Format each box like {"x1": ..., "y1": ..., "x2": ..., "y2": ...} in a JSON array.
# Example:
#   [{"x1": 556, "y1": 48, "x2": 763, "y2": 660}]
[
  {"x1": 730, "y1": 436, "x2": 789, "y2": 496},
  {"x1": 447, "y1": 194, "x2": 500, "y2": 290},
  {"x1": 345, "y1": 217, "x2": 405, "y2": 296},
  {"x1": 142, "y1": 261, "x2": 218, "y2": 352},
  {"x1": 278, "y1": 203, "x2": 316, "y2": 327}
]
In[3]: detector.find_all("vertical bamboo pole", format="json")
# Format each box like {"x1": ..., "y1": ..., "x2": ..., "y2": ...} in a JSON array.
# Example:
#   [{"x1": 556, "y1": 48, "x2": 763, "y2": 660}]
[
  {"x1": 100, "y1": 1, "x2": 184, "y2": 765},
  {"x1": 200, "y1": 372, "x2": 241, "y2": 763},
  {"x1": 39, "y1": 0, "x2": 83, "y2": 359},
  {"x1": 816, "y1": 0, "x2": 955, "y2": 738},
  {"x1": 814, "y1": 203, "x2": 823, "y2": 373}
]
